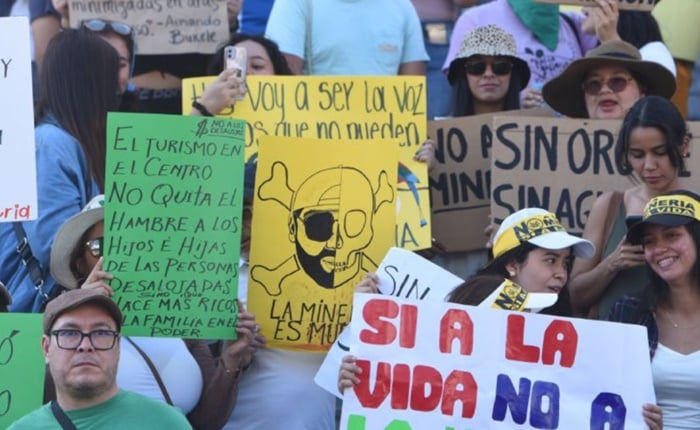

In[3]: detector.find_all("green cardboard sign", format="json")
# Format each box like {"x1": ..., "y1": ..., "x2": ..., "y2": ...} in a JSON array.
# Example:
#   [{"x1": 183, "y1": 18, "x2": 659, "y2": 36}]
[
  {"x1": 0, "y1": 313, "x2": 45, "y2": 427},
  {"x1": 105, "y1": 113, "x2": 245, "y2": 339}
]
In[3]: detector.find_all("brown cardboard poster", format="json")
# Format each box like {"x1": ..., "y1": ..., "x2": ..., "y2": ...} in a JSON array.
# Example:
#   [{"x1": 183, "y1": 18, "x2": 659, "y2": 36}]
[
  {"x1": 67, "y1": 0, "x2": 229, "y2": 54},
  {"x1": 491, "y1": 116, "x2": 700, "y2": 235},
  {"x1": 428, "y1": 115, "x2": 492, "y2": 253},
  {"x1": 534, "y1": 0, "x2": 655, "y2": 11},
  {"x1": 428, "y1": 109, "x2": 553, "y2": 252}
]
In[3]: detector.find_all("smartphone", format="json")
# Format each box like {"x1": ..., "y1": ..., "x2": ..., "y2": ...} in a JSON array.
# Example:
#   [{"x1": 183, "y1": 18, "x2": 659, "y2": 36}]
[{"x1": 224, "y1": 46, "x2": 247, "y2": 100}]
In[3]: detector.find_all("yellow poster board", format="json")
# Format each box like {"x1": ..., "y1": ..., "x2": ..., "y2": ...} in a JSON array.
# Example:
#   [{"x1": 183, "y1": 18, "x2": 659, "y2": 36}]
[
  {"x1": 182, "y1": 75, "x2": 430, "y2": 251},
  {"x1": 248, "y1": 136, "x2": 397, "y2": 351}
]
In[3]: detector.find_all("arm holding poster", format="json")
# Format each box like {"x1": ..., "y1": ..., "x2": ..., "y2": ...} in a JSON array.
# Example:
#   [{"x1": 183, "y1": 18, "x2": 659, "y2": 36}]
[{"x1": 48, "y1": 194, "x2": 254, "y2": 429}]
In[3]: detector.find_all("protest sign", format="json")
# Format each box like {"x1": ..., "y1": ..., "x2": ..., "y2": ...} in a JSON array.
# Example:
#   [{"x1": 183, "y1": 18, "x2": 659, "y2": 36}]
[
  {"x1": 340, "y1": 294, "x2": 655, "y2": 429},
  {"x1": 533, "y1": 0, "x2": 655, "y2": 11},
  {"x1": 428, "y1": 115, "x2": 493, "y2": 252},
  {"x1": 104, "y1": 113, "x2": 245, "y2": 339},
  {"x1": 67, "y1": 0, "x2": 229, "y2": 54},
  {"x1": 0, "y1": 313, "x2": 44, "y2": 428},
  {"x1": 183, "y1": 75, "x2": 431, "y2": 251},
  {"x1": 314, "y1": 247, "x2": 464, "y2": 396},
  {"x1": 0, "y1": 17, "x2": 36, "y2": 222},
  {"x1": 491, "y1": 117, "x2": 700, "y2": 233},
  {"x1": 248, "y1": 136, "x2": 397, "y2": 351}
]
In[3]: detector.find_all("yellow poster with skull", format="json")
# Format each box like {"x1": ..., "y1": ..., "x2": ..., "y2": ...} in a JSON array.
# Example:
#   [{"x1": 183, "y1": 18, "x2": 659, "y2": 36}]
[
  {"x1": 248, "y1": 136, "x2": 397, "y2": 351},
  {"x1": 182, "y1": 75, "x2": 430, "y2": 251}
]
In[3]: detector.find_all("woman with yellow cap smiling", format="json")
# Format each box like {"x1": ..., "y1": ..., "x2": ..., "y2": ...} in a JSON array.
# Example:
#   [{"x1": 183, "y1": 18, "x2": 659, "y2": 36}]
[{"x1": 610, "y1": 190, "x2": 700, "y2": 430}]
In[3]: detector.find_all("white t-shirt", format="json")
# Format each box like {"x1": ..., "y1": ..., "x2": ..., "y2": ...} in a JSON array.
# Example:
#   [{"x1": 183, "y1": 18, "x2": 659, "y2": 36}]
[
  {"x1": 118, "y1": 336, "x2": 203, "y2": 415},
  {"x1": 652, "y1": 343, "x2": 700, "y2": 430},
  {"x1": 225, "y1": 264, "x2": 336, "y2": 429}
]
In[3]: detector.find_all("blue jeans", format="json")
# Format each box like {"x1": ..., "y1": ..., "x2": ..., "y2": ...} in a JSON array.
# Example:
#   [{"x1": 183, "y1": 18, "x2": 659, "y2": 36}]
[{"x1": 422, "y1": 20, "x2": 454, "y2": 120}]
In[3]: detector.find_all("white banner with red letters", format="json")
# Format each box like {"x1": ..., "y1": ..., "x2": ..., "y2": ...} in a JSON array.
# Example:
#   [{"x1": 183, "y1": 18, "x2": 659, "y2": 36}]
[{"x1": 340, "y1": 294, "x2": 655, "y2": 429}]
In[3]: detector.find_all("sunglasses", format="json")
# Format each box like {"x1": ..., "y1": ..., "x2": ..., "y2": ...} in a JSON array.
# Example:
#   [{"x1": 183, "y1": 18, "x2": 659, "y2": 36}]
[
  {"x1": 581, "y1": 76, "x2": 634, "y2": 96},
  {"x1": 81, "y1": 19, "x2": 132, "y2": 36},
  {"x1": 465, "y1": 60, "x2": 513, "y2": 76},
  {"x1": 299, "y1": 211, "x2": 336, "y2": 242},
  {"x1": 85, "y1": 237, "x2": 103, "y2": 258}
]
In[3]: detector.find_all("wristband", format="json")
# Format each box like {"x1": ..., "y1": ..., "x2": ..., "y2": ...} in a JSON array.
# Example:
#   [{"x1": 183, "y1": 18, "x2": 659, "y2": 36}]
[{"x1": 192, "y1": 101, "x2": 213, "y2": 117}]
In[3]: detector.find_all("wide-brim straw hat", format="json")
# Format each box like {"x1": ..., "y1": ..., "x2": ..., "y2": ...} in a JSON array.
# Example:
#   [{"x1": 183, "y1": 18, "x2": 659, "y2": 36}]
[
  {"x1": 50, "y1": 195, "x2": 105, "y2": 289},
  {"x1": 447, "y1": 24, "x2": 530, "y2": 88},
  {"x1": 543, "y1": 40, "x2": 676, "y2": 118}
]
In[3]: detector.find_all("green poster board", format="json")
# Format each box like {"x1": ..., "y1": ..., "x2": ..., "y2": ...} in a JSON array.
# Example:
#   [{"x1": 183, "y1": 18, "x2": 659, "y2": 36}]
[
  {"x1": 0, "y1": 313, "x2": 45, "y2": 427},
  {"x1": 105, "y1": 113, "x2": 245, "y2": 339}
]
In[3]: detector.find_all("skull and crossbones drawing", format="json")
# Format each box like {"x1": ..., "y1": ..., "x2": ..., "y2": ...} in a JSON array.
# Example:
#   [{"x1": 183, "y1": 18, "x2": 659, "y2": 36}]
[{"x1": 250, "y1": 162, "x2": 394, "y2": 296}]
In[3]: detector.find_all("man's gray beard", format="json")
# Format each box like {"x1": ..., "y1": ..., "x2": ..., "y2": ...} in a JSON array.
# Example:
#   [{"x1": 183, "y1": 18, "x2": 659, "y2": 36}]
[{"x1": 64, "y1": 379, "x2": 111, "y2": 400}]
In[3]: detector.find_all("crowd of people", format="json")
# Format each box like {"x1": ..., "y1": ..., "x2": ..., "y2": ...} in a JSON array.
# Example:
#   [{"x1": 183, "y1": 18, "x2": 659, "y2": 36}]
[{"x1": 1, "y1": 0, "x2": 700, "y2": 428}]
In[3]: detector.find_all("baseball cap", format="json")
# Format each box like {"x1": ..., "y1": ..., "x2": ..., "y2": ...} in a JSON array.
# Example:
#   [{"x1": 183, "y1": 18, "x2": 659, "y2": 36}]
[
  {"x1": 492, "y1": 208, "x2": 595, "y2": 259},
  {"x1": 43, "y1": 289, "x2": 122, "y2": 334},
  {"x1": 627, "y1": 191, "x2": 700, "y2": 244}
]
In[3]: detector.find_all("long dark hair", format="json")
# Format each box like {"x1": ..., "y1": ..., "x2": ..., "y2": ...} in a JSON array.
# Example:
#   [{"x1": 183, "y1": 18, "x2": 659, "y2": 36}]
[
  {"x1": 449, "y1": 62, "x2": 523, "y2": 117},
  {"x1": 615, "y1": 95, "x2": 687, "y2": 176},
  {"x1": 447, "y1": 243, "x2": 537, "y2": 305},
  {"x1": 617, "y1": 11, "x2": 664, "y2": 49},
  {"x1": 35, "y1": 29, "x2": 120, "y2": 191},
  {"x1": 207, "y1": 34, "x2": 293, "y2": 75}
]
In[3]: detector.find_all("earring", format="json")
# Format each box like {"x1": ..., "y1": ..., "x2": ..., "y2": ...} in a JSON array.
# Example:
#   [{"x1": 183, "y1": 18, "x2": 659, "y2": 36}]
[
  {"x1": 508, "y1": 271, "x2": 516, "y2": 277},
  {"x1": 685, "y1": 152, "x2": 691, "y2": 158}
]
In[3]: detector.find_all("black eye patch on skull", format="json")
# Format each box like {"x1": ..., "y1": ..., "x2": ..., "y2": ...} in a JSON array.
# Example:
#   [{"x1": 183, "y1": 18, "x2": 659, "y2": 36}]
[{"x1": 302, "y1": 211, "x2": 336, "y2": 242}]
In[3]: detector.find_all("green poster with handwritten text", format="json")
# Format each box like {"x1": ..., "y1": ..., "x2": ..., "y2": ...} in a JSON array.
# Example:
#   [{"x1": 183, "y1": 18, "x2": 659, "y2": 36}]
[
  {"x1": 0, "y1": 313, "x2": 44, "y2": 427},
  {"x1": 105, "y1": 113, "x2": 245, "y2": 339}
]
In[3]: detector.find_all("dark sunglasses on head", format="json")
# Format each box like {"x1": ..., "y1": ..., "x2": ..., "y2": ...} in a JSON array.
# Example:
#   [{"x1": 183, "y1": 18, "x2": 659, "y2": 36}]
[
  {"x1": 581, "y1": 76, "x2": 634, "y2": 96},
  {"x1": 81, "y1": 19, "x2": 132, "y2": 37},
  {"x1": 85, "y1": 237, "x2": 103, "y2": 258},
  {"x1": 465, "y1": 60, "x2": 513, "y2": 76}
]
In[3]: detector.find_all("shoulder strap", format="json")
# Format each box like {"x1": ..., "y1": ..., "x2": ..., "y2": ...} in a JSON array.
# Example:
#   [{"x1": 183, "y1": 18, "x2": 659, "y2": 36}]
[
  {"x1": 51, "y1": 401, "x2": 78, "y2": 430},
  {"x1": 124, "y1": 336, "x2": 174, "y2": 405},
  {"x1": 12, "y1": 222, "x2": 58, "y2": 307},
  {"x1": 560, "y1": 13, "x2": 583, "y2": 55},
  {"x1": 603, "y1": 191, "x2": 625, "y2": 245},
  {"x1": 304, "y1": 0, "x2": 313, "y2": 74}
]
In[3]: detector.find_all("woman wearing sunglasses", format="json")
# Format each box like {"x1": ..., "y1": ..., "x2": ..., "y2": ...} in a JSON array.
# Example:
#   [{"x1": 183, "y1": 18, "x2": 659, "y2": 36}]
[
  {"x1": 46, "y1": 195, "x2": 260, "y2": 429},
  {"x1": 568, "y1": 96, "x2": 689, "y2": 319},
  {"x1": 542, "y1": 39, "x2": 676, "y2": 120},
  {"x1": 446, "y1": 24, "x2": 530, "y2": 117}
]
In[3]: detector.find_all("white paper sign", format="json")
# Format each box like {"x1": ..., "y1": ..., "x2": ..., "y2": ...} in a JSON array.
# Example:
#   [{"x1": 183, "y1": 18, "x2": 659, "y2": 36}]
[
  {"x1": 340, "y1": 294, "x2": 655, "y2": 430},
  {"x1": 0, "y1": 17, "x2": 37, "y2": 222},
  {"x1": 314, "y1": 248, "x2": 464, "y2": 398}
]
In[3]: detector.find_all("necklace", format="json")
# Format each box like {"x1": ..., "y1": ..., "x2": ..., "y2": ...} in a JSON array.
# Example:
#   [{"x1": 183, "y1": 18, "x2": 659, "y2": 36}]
[{"x1": 658, "y1": 309, "x2": 700, "y2": 330}]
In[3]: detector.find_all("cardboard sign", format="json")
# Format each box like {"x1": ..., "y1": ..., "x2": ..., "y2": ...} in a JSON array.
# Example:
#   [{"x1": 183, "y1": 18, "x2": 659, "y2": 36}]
[
  {"x1": 67, "y1": 0, "x2": 229, "y2": 54},
  {"x1": 340, "y1": 294, "x2": 655, "y2": 429},
  {"x1": 104, "y1": 113, "x2": 245, "y2": 339},
  {"x1": 248, "y1": 136, "x2": 397, "y2": 351},
  {"x1": 428, "y1": 115, "x2": 493, "y2": 253},
  {"x1": 314, "y1": 247, "x2": 464, "y2": 397},
  {"x1": 0, "y1": 17, "x2": 37, "y2": 222},
  {"x1": 533, "y1": 0, "x2": 655, "y2": 11},
  {"x1": 183, "y1": 75, "x2": 432, "y2": 251},
  {"x1": 0, "y1": 313, "x2": 45, "y2": 427},
  {"x1": 491, "y1": 116, "x2": 700, "y2": 233}
]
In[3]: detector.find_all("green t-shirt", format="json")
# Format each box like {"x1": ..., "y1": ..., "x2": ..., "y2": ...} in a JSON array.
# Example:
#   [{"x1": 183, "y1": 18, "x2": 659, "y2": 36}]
[{"x1": 8, "y1": 390, "x2": 192, "y2": 429}]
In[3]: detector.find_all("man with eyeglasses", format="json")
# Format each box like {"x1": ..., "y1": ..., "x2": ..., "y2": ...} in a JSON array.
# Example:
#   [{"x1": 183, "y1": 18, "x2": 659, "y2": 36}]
[{"x1": 8, "y1": 289, "x2": 191, "y2": 429}]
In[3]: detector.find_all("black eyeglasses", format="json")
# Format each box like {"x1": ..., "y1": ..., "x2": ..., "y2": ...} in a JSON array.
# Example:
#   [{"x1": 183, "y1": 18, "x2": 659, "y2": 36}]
[
  {"x1": 81, "y1": 19, "x2": 132, "y2": 36},
  {"x1": 581, "y1": 76, "x2": 634, "y2": 96},
  {"x1": 465, "y1": 60, "x2": 513, "y2": 76},
  {"x1": 85, "y1": 237, "x2": 103, "y2": 258},
  {"x1": 51, "y1": 329, "x2": 119, "y2": 351}
]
